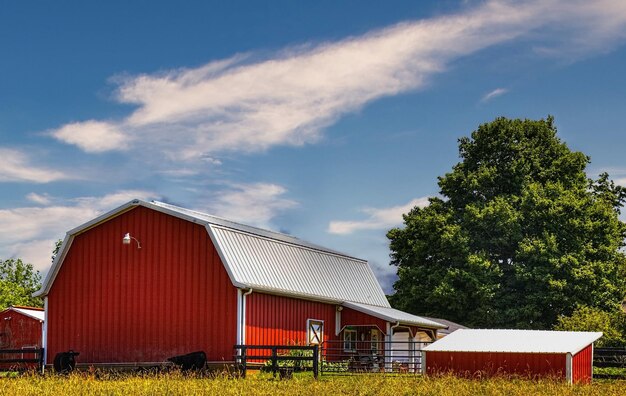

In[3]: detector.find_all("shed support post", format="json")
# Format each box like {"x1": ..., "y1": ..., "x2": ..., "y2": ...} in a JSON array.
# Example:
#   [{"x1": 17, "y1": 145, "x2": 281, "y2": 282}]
[
  {"x1": 409, "y1": 333, "x2": 416, "y2": 373},
  {"x1": 566, "y1": 352, "x2": 573, "y2": 385},
  {"x1": 385, "y1": 322, "x2": 392, "y2": 372}
]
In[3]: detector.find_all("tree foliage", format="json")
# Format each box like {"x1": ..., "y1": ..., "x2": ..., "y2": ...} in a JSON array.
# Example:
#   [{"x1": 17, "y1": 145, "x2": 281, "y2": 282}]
[
  {"x1": 554, "y1": 306, "x2": 626, "y2": 347},
  {"x1": 388, "y1": 117, "x2": 626, "y2": 329},
  {"x1": 0, "y1": 258, "x2": 43, "y2": 310}
]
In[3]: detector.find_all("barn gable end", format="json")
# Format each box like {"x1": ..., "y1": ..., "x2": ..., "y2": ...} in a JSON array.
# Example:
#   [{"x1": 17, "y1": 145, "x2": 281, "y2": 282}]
[{"x1": 44, "y1": 206, "x2": 237, "y2": 364}]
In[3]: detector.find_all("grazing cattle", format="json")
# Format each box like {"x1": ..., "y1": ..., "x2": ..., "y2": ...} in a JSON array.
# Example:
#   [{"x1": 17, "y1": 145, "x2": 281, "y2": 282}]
[
  {"x1": 53, "y1": 351, "x2": 79, "y2": 373},
  {"x1": 167, "y1": 351, "x2": 206, "y2": 371}
]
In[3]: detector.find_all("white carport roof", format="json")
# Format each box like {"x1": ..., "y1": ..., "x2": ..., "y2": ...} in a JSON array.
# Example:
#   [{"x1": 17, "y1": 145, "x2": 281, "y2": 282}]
[{"x1": 423, "y1": 329, "x2": 602, "y2": 355}]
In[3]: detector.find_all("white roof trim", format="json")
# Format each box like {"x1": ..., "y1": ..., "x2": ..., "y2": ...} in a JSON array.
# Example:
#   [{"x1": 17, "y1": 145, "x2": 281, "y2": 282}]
[
  {"x1": 423, "y1": 329, "x2": 603, "y2": 355},
  {"x1": 2, "y1": 307, "x2": 45, "y2": 322}
]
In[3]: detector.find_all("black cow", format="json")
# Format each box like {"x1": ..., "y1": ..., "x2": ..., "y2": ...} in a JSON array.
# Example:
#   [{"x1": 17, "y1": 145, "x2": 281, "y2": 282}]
[
  {"x1": 53, "y1": 350, "x2": 80, "y2": 373},
  {"x1": 167, "y1": 351, "x2": 206, "y2": 371}
]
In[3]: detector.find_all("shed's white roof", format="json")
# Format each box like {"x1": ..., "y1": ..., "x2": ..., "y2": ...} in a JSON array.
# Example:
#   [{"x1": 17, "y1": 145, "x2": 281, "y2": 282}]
[
  {"x1": 423, "y1": 329, "x2": 602, "y2": 355},
  {"x1": 4, "y1": 307, "x2": 45, "y2": 322},
  {"x1": 35, "y1": 199, "x2": 391, "y2": 308},
  {"x1": 344, "y1": 302, "x2": 447, "y2": 329}
]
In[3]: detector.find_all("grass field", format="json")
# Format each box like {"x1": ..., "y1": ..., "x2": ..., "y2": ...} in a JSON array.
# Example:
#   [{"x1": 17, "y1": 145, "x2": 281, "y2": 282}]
[{"x1": 0, "y1": 372, "x2": 625, "y2": 396}]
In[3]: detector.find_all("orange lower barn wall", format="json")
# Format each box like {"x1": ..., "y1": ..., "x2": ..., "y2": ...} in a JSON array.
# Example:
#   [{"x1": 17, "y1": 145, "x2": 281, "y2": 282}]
[
  {"x1": 46, "y1": 206, "x2": 238, "y2": 364},
  {"x1": 245, "y1": 292, "x2": 338, "y2": 346}
]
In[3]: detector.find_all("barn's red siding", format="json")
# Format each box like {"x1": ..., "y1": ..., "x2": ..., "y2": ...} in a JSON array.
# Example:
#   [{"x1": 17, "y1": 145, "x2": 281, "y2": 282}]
[
  {"x1": 0, "y1": 309, "x2": 43, "y2": 369},
  {"x1": 426, "y1": 351, "x2": 566, "y2": 379},
  {"x1": 47, "y1": 206, "x2": 238, "y2": 364},
  {"x1": 572, "y1": 345, "x2": 593, "y2": 384},
  {"x1": 245, "y1": 293, "x2": 338, "y2": 346},
  {"x1": 341, "y1": 307, "x2": 387, "y2": 334},
  {"x1": 0, "y1": 309, "x2": 42, "y2": 350}
]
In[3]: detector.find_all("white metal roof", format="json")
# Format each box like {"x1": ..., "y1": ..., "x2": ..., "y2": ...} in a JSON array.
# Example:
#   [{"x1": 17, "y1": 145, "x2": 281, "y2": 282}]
[
  {"x1": 35, "y1": 199, "x2": 391, "y2": 307},
  {"x1": 210, "y1": 225, "x2": 390, "y2": 306},
  {"x1": 344, "y1": 302, "x2": 447, "y2": 329},
  {"x1": 423, "y1": 329, "x2": 603, "y2": 355},
  {"x1": 3, "y1": 307, "x2": 45, "y2": 322}
]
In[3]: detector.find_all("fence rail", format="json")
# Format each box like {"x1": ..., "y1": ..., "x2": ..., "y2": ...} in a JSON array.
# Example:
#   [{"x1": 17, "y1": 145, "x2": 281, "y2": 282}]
[
  {"x1": 593, "y1": 347, "x2": 626, "y2": 380},
  {"x1": 0, "y1": 348, "x2": 45, "y2": 373},
  {"x1": 233, "y1": 345, "x2": 318, "y2": 379},
  {"x1": 320, "y1": 340, "x2": 431, "y2": 375}
]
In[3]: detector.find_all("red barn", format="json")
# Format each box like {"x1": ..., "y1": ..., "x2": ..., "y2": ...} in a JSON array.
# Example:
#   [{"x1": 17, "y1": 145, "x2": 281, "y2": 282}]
[
  {"x1": 0, "y1": 306, "x2": 44, "y2": 369},
  {"x1": 34, "y1": 199, "x2": 445, "y2": 369},
  {"x1": 422, "y1": 329, "x2": 602, "y2": 384}
]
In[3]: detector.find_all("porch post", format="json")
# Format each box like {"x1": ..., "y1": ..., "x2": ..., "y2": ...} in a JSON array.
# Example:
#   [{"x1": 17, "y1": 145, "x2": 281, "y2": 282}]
[
  {"x1": 385, "y1": 322, "x2": 392, "y2": 372},
  {"x1": 408, "y1": 333, "x2": 416, "y2": 373}
]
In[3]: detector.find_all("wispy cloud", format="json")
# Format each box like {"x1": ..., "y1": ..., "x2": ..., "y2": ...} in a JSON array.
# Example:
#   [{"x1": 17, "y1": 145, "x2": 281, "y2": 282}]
[
  {"x1": 25, "y1": 192, "x2": 53, "y2": 205},
  {"x1": 49, "y1": 1, "x2": 626, "y2": 161},
  {"x1": 0, "y1": 190, "x2": 159, "y2": 272},
  {"x1": 0, "y1": 148, "x2": 72, "y2": 183},
  {"x1": 200, "y1": 182, "x2": 298, "y2": 229},
  {"x1": 481, "y1": 87, "x2": 508, "y2": 102},
  {"x1": 328, "y1": 197, "x2": 429, "y2": 235}
]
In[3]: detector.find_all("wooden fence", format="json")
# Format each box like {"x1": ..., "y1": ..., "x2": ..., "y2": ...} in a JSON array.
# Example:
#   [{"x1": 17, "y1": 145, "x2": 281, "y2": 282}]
[
  {"x1": 593, "y1": 347, "x2": 626, "y2": 380},
  {"x1": 0, "y1": 348, "x2": 45, "y2": 373}
]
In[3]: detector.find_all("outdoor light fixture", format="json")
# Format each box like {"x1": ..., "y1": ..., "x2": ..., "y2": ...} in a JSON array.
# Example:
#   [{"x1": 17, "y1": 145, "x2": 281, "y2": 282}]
[{"x1": 122, "y1": 232, "x2": 141, "y2": 249}]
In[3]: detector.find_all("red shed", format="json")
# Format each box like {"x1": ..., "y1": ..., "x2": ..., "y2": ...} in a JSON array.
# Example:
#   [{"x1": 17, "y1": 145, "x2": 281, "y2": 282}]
[
  {"x1": 0, "y1": 306, "x2": 44, "y2": 369},
  {"x1": 422, "y1": 329, "x2": 602, "y2": 384},
  {"x1": 34, "y1": 199, "x2": 446, "y2": 369}
]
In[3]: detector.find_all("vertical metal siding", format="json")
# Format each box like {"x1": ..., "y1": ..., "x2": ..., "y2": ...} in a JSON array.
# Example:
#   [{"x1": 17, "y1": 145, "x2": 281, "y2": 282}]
[
  {"x1": 341, "y1": 307, "x2": 388, "y2": 334},
  {"x1": 572, "y1": 344, "x2": 593, "y2": 384},
  {"x1": 426, "y1": 351, "x2": 566, "y2": 379},
  {"x1": 47, "y1": 206, "x2": 238, "y2": 364},
  {"x1": 245, "y1": 292, "x2": 338, "y2": 346}
]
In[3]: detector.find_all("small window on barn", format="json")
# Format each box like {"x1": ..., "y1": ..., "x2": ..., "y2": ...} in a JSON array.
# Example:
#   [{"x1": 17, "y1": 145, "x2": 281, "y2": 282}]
[
  {"x1": 307, "y1": 319, "x2": 324, "y2": 345},
  {"x1": 344, "y1": 329, "x2": 357, "y2": 352}
]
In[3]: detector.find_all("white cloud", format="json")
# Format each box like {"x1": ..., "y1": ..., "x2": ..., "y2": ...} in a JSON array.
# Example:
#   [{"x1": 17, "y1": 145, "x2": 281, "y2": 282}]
[
  {"x1": 0, "y1": 190, "x2": 158, "y2": 272},
  {"x1": 481, "y1": 88, "x2": 508, "y2": 102},
  {"x1": 50, "y1": 120, "x2": 128, "y2": 153},
  {"x1": 201, "y1": 182, "x2": 298, "y2": 228},
  {"x1": 0, "y1": 148, "x2": 71, "y2": 183},
  {"x1": 328, "y1": 197, "x2": 430, "y2": 235},
  {"x1": 25, "y1": 192, "x2": 52, "y2": 205},
  {"x1": 50, "y1": 1, "x2": 626, "y2": 161}
]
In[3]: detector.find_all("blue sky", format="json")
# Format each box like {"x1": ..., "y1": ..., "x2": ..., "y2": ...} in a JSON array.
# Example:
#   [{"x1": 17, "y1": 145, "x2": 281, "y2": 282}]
[{"x1": 2, "y1": 0, "x2": 626, "y2": 292}]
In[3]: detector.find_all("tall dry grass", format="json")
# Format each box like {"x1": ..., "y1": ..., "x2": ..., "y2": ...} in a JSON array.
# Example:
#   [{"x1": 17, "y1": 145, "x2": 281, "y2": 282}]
[{"x1": 0, "y1": 371, "x2": 624, "y2": 395}]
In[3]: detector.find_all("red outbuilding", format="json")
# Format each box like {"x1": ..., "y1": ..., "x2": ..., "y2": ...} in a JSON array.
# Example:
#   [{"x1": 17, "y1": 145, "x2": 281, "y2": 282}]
[
  {"x1": 34, "y1": 199, "x2": 446, "y2": 369},
  {"x1": 422, "y1": 329, "x2": 602, "y2": 384},
  {"x1": 0, "y1": 306, "x2": 44, "y2": 369}
]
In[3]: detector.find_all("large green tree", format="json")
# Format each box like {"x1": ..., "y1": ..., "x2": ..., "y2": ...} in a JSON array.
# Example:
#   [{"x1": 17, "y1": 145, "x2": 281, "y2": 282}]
[
  {"x1": 0, "y1": 258, "x2": 43, "y2": 310},
  {"x1": 388, "y1": 117, "x2": 626, "y2": 329}
]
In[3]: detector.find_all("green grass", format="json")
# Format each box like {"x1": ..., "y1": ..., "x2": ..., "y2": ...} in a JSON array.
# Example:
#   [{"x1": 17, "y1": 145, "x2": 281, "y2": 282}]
[{"x1": 0, "y1": 371, "x2": 624, "y2": 396}]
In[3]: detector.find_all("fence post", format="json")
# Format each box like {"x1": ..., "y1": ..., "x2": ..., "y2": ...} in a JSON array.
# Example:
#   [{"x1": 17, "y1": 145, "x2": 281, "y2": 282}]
[
  {"x1": 242, "y1": 346, "x2": 247, "y2": 378},
  {"x1": 313, "y1": 345, "x2": 319, "y2": 379},
  {"x1": 40, "y1": 348, "x2": 45, "y2": 375},
  {"x1": 271, "y1": 347, "x2": 277, "y2": 377}
]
